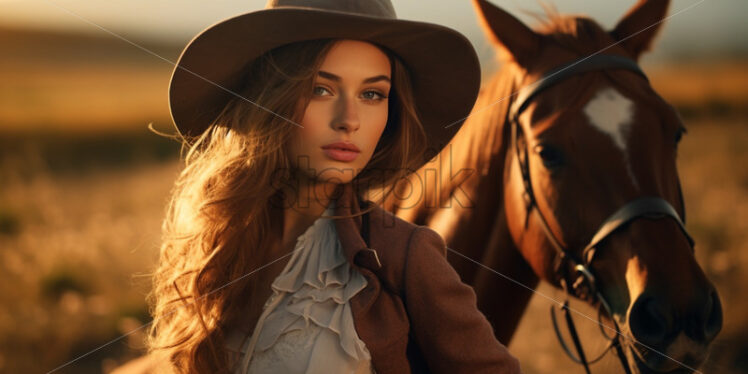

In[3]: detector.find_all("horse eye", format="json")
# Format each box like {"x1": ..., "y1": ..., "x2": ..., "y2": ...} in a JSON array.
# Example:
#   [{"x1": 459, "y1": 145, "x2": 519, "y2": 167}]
[
  {"x1": 675, "y1": 127, "x2": 686, "y2": 146},
  {"x1": 534, "y1": 144, "x2": 565, "y2": 169}
]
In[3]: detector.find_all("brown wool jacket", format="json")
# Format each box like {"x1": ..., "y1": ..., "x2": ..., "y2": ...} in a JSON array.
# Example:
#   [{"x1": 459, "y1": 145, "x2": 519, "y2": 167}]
[{"x1": 332, "y1": 182, "x2": 522, "y2": 374}]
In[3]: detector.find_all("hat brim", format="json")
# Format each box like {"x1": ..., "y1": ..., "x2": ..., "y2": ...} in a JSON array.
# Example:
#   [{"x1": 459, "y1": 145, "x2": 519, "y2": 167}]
[{"x1": 169, "y1": 7, "x2": 480, "y2": 157}]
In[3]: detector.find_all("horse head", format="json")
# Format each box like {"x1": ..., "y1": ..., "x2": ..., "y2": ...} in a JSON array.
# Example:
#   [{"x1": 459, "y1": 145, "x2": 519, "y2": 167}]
[{"x1": 473, "y1": 0, "x2": 722, "y2": 372}]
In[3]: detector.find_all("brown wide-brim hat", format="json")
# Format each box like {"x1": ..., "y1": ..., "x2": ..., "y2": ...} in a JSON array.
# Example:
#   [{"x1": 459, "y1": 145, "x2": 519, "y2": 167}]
[{"x1": 169, "y1": 0, "x2": 481, "y2": 159}]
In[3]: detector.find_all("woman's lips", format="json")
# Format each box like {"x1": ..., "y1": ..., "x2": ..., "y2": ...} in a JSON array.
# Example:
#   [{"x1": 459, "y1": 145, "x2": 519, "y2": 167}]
[
  {"x1": 322, "y1": 147, "x2": 359, "y2": 162},
  {"x1": 321, "y1": 142, "x2": 360, "y2": 162}
]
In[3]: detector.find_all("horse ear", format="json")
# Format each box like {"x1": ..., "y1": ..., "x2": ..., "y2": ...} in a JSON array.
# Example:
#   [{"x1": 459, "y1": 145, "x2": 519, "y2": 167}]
[
  {"x1": 472, "y1": 0, "x2": 540, "y2": 65},
  {"x1": 611, "y1": 0, "x2": 670, "y2": 60}
]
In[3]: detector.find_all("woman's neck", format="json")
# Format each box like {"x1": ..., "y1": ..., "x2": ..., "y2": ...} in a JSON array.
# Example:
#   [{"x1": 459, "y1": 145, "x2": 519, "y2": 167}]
[{"x1": 277, "y1": 177, "x2": 338, "y2": 250}]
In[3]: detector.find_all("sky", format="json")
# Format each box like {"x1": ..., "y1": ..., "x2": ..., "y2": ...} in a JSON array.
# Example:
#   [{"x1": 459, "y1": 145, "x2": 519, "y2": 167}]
[{"x1": 1, "y1": 0, "x2": 747, "y2": 63}]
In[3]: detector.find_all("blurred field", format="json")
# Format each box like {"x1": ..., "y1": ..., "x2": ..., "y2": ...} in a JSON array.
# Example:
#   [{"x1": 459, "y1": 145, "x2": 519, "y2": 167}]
[
  {"x1": 0, "y1": 26, "x2": 177, "y2": 134},
  {"x1": 1, "y1": 26, "x2": 747, "y2": 373}
]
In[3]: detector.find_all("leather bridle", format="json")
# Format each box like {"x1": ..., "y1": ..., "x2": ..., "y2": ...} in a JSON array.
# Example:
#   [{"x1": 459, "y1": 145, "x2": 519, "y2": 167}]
[{"x1": 508, "y1": 54, "x2": 696, "y2": 374}]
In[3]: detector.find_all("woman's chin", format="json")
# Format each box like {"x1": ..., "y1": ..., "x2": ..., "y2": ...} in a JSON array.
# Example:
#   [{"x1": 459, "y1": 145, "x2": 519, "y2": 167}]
[{"x1": 313, "y1": 170, "x2": 358, "y2": 185}]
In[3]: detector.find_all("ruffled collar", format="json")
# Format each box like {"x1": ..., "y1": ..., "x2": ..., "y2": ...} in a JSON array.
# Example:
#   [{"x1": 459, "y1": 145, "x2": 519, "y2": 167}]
[{"x1": 238, "y1": 199, "x2": 371, "y2": 371}]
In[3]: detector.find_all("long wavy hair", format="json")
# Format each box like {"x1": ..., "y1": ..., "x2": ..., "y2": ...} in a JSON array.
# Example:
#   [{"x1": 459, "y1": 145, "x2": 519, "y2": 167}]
[{"x1": 145, "y1": 38, "x2": 428, "y2": 373}]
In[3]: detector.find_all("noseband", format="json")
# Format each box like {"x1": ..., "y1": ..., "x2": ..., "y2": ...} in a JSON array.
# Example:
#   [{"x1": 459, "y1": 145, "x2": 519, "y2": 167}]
[{"x1": 508, "y1": 54, "x2": 696, "y2": 374}]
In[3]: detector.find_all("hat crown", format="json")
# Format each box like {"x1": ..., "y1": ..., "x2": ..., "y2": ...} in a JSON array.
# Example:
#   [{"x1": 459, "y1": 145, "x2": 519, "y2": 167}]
[
  {"x1": 265, "y1": 0, "x2": 396, "y2": 18},
  {"x1": 171, "y1": 0, "x2": 480, "y2": 163}
]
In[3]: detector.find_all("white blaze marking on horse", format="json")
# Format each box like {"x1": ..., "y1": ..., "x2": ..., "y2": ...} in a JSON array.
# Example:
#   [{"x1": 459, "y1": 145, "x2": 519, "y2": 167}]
[{"x1": 583, "y1": 87, "x2": 639, "y2": 189}]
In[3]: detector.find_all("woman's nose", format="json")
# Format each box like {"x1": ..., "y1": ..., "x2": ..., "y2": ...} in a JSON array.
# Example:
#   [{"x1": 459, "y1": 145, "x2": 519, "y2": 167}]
[{"x1": 332, "y1": 92, "x2": 360, "y2": 132}]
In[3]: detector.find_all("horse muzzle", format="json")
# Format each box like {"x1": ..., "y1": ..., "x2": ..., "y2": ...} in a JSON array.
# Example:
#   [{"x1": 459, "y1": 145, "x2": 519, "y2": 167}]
[{"x1": 625, "y1": 285, "x2": 723, "y2": 373}]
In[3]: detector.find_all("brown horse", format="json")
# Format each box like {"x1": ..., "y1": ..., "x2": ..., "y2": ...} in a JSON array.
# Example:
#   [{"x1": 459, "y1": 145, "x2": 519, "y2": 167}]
[{"x1": 381, "y1": 0, "x2": 723, "y2": 372}]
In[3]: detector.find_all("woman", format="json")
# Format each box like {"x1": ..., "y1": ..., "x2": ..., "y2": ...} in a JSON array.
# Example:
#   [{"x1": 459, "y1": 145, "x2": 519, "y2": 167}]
[{"x1": 145, "y1": 1, "x2": 522, "y2": 373}]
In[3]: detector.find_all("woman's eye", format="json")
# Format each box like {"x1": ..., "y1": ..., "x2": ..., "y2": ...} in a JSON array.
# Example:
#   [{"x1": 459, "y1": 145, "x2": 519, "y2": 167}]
[
  {"x1": 313, "y1": 86, "x2": 332, "y2": 96},
  {"x1": 361, "y1": 90, "x2": 387, "y2": 101},
  {"x1": 534, "y1": 144, "x2": 565, "y2": 169}
]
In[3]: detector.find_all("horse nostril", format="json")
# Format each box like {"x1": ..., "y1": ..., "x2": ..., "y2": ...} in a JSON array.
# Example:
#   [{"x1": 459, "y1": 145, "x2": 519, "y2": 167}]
[
  {"x1": 629, "y1": 295, "x2": 673, "y2": 347},
  {"x1": 701, "y1": 290, "x2": 723, "y2": 342}
]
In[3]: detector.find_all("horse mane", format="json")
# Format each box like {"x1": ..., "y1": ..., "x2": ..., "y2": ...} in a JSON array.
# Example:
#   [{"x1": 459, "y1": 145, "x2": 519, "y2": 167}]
[
  {"x1": 450, "y1": 67, "x2": 517, "y2": 179},
  {"x1": 386, "y1": 61, "x2": 519, "y2": 222},
  {"x1": 531, "y1": 6, "x2": 619, "y2": 56}
]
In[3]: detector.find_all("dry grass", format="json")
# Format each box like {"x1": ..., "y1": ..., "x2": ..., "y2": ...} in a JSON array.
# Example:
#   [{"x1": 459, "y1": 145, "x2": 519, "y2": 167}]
[{"x1": 0, "y1": 159, "x2": 180, "y2": 373}]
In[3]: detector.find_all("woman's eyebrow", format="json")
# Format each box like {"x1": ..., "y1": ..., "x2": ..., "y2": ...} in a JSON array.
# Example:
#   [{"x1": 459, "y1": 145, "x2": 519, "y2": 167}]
[{"x1": 318, "y1": 70, "x2": 391, "y2": 84}]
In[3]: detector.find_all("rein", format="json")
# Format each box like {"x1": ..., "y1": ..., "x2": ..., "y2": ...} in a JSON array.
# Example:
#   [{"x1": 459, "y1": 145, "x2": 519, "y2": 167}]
[{"x1": 508, "y1": 54, "x2": 696, "y2": 374}]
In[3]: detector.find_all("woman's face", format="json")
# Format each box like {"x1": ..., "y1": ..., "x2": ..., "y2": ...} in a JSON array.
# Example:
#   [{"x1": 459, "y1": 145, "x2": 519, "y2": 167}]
[{"x1": 286, "y1": 39, "x2": 391, "y2": 188}]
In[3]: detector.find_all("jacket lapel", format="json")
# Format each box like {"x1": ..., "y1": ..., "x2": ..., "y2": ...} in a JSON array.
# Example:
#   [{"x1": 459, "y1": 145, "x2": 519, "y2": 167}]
[
  {"x1": 333, "y1": 182, "x2": 382, "y2": 272},
  {"x1": 333, "y1": 183, "x2": 403, "y2": 373}
]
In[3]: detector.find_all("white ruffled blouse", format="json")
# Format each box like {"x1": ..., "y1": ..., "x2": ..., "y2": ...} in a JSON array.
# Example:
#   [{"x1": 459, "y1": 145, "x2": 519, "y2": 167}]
[{"x1": 225, "y1": 201, "x2": 376, "y2": 374}]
